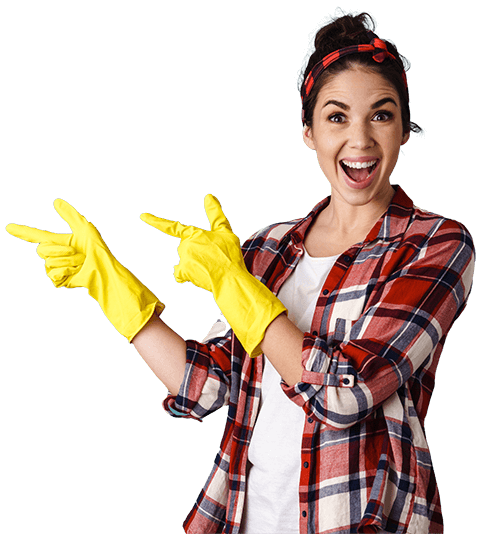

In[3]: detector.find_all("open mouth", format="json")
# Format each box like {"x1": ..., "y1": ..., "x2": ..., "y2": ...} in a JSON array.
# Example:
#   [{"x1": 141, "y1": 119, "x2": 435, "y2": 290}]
[{"x1": 340, "y1": 159, "x2": 379, "y2": 183}]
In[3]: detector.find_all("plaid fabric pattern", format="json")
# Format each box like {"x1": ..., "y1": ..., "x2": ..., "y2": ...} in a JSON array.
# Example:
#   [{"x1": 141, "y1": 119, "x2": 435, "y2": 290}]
[
  {"x1": 164, "y1": 186, "x2": 475, "y2": 534},
  {"x1": 301, "y1": 32, "x2": 408, "y2": 124}
]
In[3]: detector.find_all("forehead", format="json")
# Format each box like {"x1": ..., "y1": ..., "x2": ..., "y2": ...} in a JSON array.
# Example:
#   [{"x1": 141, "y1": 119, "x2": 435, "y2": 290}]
[{"x1": 316, "y1": 66, "x2": 400, "y2": 108}]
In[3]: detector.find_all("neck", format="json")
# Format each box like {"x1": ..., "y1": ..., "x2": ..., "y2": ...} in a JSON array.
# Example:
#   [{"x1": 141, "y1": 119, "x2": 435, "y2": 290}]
[{"x1": 322, "y1": 185, "x2": 395, "y2": 236}]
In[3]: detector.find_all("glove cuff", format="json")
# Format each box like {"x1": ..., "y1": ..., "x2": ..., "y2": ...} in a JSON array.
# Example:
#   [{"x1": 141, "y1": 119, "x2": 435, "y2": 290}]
[
  {"x1": 214, "y1": 266, "x2": 287, "y2": 357},
  {"x1": 86, "y1": 255, "x2": 165, "y2": 342}
]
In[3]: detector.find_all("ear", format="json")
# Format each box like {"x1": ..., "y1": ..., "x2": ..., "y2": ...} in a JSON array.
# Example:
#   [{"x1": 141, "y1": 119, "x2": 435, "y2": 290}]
[
  {"x1": 401, "y1": 130, "x2": 410, "y2": 146},
  {"x1": 302, "y1": 124, "x2": 316, "y2": 150}
]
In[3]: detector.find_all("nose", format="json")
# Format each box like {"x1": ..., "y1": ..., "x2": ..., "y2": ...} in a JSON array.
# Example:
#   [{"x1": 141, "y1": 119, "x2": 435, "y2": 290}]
[{"x1": 347, "y1": 120, "x2": 374, "y2": 150}]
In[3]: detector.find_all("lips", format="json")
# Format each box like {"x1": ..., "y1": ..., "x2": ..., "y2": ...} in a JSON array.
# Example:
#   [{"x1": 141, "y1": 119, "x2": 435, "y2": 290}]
[{"x1": 340, "y1": 158, "x2": 380, "y2": 189}]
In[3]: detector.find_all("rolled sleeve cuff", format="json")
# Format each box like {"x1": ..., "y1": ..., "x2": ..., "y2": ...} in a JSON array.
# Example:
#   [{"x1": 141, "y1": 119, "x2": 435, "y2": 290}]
[
  {"x1": 281, "y1": 333, "x2": 356, "y2": 405},
  {"x1": 163, "y1": 394, "x2": 202, "y2": 420}
]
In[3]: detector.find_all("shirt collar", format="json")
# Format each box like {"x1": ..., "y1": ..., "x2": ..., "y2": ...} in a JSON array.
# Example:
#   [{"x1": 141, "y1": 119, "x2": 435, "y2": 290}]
[{"x1": 279, "y1": 185, "x2": 414, "y2": 248}]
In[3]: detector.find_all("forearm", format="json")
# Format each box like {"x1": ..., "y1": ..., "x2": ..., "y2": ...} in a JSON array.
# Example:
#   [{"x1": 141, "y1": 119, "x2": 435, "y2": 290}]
[
  {"x1": 260, "y1": 313, "x2": 304, "y2": 387},
  {"x1": 132, "y1": 314, "x2": 187, "y2": 396}
]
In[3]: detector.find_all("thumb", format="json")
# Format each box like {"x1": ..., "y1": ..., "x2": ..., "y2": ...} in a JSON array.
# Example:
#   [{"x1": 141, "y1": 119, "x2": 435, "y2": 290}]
[
  {"x1": 53, "y1": 199, "x2": 89, "y2": 234},
  {"x1": 204, "y1": 194, "x2": 232, "y2": 233}
]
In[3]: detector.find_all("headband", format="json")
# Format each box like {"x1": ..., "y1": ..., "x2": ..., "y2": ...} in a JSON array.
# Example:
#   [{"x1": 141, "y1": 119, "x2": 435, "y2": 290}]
[{"x1": 301, "y1": 32, "x2": 408, "y2": 123}]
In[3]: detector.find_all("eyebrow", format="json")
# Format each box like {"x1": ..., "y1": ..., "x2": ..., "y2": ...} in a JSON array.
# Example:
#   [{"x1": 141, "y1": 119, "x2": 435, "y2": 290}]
[{"x1": 322, "y1": 97, "x2": 398, "y2": 110}]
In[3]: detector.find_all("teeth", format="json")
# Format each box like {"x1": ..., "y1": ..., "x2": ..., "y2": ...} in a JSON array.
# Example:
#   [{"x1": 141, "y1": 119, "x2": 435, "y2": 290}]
[{"x1": 342, "y1": 159, "x2": 377, "y2": 169}]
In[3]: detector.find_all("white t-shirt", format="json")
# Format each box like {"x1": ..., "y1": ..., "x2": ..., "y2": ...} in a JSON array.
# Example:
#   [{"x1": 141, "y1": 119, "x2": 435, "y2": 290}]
[{"x1": 240, "y1": 247, "x2": 339, "y2": 534}]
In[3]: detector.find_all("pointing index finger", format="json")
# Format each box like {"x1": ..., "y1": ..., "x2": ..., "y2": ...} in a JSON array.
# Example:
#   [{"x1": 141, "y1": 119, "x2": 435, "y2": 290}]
[
  {"x1": 140, "y1": 213, "x2": 192, "y2": 238},
  {"x1": 6, "y1": 223, "x2": 71, "y2": 245}
]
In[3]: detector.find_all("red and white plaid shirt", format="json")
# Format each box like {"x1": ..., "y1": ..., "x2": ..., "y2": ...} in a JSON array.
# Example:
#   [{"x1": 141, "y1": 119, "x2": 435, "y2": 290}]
[{"x1": 164, "y1": 186, "x2": 475, "y2": 534}]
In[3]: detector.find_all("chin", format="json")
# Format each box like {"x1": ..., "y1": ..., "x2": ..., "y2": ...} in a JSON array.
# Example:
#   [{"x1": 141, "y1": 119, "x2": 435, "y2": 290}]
[{"x1": 331, "y1": 176, "x2": 394, "y2": 207}]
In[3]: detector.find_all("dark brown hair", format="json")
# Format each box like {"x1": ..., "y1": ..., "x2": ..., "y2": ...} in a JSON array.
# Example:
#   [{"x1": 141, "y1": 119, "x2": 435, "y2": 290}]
[{"x1": 299, "y1": 12, "x2": 421, "y2": 134}]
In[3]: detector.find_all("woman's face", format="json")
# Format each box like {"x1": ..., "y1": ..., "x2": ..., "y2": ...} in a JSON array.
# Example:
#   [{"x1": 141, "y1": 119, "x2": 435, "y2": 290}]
[{"x1": 303, "y1": 66, "x2": 410, "y2": 210}]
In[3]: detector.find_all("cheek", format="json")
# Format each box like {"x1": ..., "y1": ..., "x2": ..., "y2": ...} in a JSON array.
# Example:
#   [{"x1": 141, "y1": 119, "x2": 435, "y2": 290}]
[
  {"x1": 382, "y1": 129, "x2": 404, "y2": 159},
  {"x1": 319, "y1": 144, "x2": 342, "y2": 174},
  {"x1": 315, "y1": 144, "x2": 334, "y2": 166}
]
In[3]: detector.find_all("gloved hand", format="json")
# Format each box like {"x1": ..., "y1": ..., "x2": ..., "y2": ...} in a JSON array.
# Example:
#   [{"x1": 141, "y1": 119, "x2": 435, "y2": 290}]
[
  {"x1": 6, "y1": 199, "x2": 165, "y2": 342},
  {"x1": 140, "y1": 195, "x2": 287, "y2": 357}
]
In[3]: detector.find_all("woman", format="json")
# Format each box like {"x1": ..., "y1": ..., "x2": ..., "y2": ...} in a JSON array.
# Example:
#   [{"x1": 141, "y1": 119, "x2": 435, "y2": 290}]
[{"x1": 6, "y1": 12, "x2": 474, "y2": 534}]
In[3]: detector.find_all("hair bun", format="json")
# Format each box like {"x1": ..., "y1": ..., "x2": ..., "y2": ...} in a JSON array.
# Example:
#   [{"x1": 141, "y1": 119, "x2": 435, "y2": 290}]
[{"x1": 313, "y1": 12, "x2": 375, "y2": 52}]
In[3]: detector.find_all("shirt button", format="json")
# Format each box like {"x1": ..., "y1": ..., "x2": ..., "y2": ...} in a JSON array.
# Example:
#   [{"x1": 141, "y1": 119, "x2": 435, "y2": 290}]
[
  {"x1": 343, "y1": 378, "x2": 350, "y2": 385},
  {"x1": 302, "y1": 511, "x2": 307, "y2": 517},
  {"x1": 343, "y1": 254, "x2": 352, "y2": 263},
  {"x1": 303, "y1": 461, "x2": 309, "y2": 468},
  {"x1": 312, "y1": 331, "x2": 318, "y2": 336},
  {"x1": 322, "y1": 289, "x2": 329, "y2": 295},
  {"x1": 308, "y1": 417, "x2": 314, "y2": 424}
]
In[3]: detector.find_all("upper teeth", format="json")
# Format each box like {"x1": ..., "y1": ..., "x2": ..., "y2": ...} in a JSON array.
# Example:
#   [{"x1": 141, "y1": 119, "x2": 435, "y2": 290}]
[{"x1": 342, "y1": 160, "x2": 377, "y2": 169}]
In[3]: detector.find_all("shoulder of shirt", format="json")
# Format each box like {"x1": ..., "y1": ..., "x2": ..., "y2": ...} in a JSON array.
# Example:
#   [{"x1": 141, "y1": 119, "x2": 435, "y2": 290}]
[
  {"x1": 242, "y1": 218, "x2": 303, "y2": 248},
  {"x1": 400, "y1": 204, "x2": 476, "y2": 264},
  {"x1": 408, "y1": 204, "x2": 473, "y2": 240}
]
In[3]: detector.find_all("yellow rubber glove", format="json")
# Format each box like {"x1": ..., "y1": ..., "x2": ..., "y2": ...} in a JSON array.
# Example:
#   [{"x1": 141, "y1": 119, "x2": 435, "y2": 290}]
[
  {"x1": 141, "y1": 195, "x2": 287, "y2": 357},
  {"x1": 6, "y1": 199, "x2": 165, "y2": 342}
]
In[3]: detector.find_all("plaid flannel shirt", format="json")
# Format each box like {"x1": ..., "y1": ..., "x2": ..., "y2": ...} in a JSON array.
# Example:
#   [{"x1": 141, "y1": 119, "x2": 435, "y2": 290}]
[{"x1": 164, "y1": 186, "x2": 475, "y2": 534}]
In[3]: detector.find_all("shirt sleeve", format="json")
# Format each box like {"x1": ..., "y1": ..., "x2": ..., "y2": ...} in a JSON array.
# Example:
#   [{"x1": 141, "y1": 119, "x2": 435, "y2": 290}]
[
  {"x1": 163, "y1": 329, "x2": 233, "y2": 421},
  {"x1": 281, "y1": 218, "x2": 475, "y2": 430}
]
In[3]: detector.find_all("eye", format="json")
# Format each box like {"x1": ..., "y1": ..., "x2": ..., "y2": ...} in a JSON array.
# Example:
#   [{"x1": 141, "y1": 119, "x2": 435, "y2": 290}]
[
  {"x1": 373, "y1": 110, "x2": 394, "y2": 122},
  {"x1": 329, "y1": 112, "x2": 346, "y2": 124}
]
